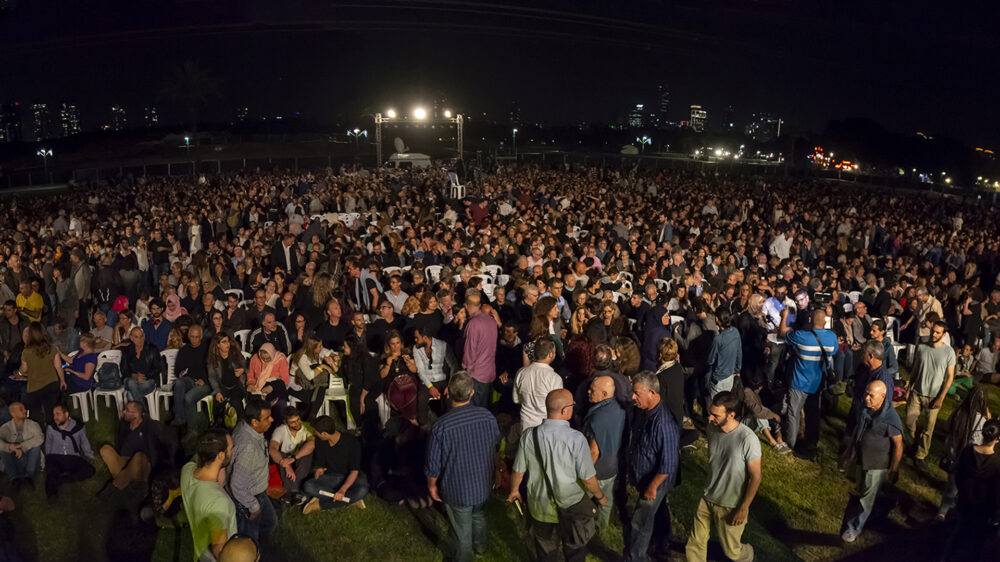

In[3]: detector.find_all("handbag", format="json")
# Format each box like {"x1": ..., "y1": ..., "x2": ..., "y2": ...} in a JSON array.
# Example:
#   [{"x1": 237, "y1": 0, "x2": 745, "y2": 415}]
[{"x1": 531, "y1": 427, "x2": 600, "y2": 523}]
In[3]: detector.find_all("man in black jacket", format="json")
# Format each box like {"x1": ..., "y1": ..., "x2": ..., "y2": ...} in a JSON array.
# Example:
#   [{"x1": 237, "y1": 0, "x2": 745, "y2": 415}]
[{"x1": 170, "y1": 325, "x2": 211, "y2": 429}]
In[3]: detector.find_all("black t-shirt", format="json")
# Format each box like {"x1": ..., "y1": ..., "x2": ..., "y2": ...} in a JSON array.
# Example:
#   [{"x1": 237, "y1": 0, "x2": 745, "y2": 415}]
[
  {"x1": 176, "y1": 342, "x2": 209, "y2": 383},
  {"x1": 152, "y1": 239, "x2": 172, "y2": 265},
  {"x1": 315, "y1": 319, "x2": 349, "y2": 351},
  {"x1": 313, "y1": 433, "x2": 361, "y2": 475}
]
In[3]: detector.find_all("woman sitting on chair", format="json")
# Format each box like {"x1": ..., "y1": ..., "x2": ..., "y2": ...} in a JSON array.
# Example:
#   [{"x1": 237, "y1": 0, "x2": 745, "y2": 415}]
[{"x1": 248, "y1": 343, "x2": 290, "y2": 423}]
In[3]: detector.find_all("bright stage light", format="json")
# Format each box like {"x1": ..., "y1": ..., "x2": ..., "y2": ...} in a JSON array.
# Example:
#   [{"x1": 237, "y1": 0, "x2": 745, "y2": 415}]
[
  {"x1": 386, "y1": 109, "x2": 396, "y2": 118},
  {"x1": 413, "y1": 107, "x2": 427, "y2": 119}
]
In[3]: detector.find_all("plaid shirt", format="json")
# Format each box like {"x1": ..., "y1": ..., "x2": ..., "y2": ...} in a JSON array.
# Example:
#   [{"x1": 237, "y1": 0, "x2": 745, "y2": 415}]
[
  {"x1": 425, "y1": 404, "x2": 501, "y2": 507},
  {"x1": 628, "y1": 402, "x2": 680, "y2": 490}
]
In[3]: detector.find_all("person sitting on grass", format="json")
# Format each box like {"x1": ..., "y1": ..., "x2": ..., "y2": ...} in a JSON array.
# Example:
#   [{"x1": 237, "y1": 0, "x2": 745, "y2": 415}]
[
  {"x1": 949, "y1": 344, "x2": 976, "y2": 396},
  {"x1": 740, "y1": 374, "x2": 791, "y2": 454},
  {"x1": 181, "y1": 428, "x2": 237, "y2": 562},
  {"x1": 268, "y1": 406, "x2": 314, "y2": 505},
  {"x1": 970, "y1": 336, "x2": 1000, "y2": 385},
  {"x1": 301, "y1": 415, "x2": 369, "y2": 514},
  {"x1": 43, "y1": 404, "x2": 95, "y2": 499},
  {"x1": 99, "y1": 401, "x2": 157, "y2": 492},
  {"x1": 0, "y1": 402, "x2": 43, "y2": 489}
]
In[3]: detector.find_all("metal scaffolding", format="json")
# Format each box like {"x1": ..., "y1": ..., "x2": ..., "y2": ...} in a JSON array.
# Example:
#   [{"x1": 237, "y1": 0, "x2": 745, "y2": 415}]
[{"x1": 375, "y1": 112, "x2": 463, "y2": 167}]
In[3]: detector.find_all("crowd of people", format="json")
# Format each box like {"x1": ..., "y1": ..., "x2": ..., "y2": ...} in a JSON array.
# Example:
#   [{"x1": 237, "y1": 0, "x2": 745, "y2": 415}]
[{"x1": 1, "y1": 161, "x2": 1000, "y2": 561}]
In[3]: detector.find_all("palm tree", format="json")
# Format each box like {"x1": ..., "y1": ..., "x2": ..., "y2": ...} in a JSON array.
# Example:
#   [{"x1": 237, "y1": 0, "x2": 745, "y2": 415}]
[{"x1": 158, "y1": 61, "x2": 220, "y2": 144}]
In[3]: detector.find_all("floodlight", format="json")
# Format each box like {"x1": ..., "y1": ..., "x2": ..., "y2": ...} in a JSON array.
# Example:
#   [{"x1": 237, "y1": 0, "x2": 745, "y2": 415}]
[{"x1": 413, "y1": 107, "x2": 427, "y2": 120}]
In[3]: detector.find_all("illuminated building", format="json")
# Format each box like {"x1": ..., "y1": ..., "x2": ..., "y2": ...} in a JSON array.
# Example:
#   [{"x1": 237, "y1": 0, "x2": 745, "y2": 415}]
[
  {"x1": 1, "y1": 102, "x2": 23, "y2": 142},
  {"x1": 59, "y1": 103, "x2": 81, "y2": 137},
  {"x1": 689, "y1": 104, "x2": 706, "y2": 132},
  {"x1": 144, "y1": 106, "x2": 159, "y2": 127},
  {"x1": 628, "y1": 104, "x2": 645, "y2": 128},
  {"x1": 31, "y1": 103, "x2": 53, "y2": 141},
  {"x1": 656, "y1": 84, "x2": 670, "y2": 128},
  {"x1": 745, "y1": 113, "x2": 781, "y2": 143},
  {"x1": 110, "y1": 105, "x2": 127, "y2": 131}
]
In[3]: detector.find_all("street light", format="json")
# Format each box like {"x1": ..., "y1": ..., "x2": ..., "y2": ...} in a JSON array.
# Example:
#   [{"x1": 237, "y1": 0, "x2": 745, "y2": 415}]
[
  {"x1": 36, "y1": 148, "x2": 53, "y2": 172},
  {"x1": 413, "y1": 107, "x2": 427, "y2": 120},
  {"x1": 347, "y1": 128, "x2": 368, "y2": 151},
  {"x1": 636, "y1": 136, "x2": 651, "y2": 152},
  {"x1": 512, "y1": 128, "x2": 518, "y2": 157}
]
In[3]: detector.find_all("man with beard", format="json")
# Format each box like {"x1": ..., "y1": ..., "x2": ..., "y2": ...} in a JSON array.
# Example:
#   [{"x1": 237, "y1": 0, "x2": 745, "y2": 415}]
[{"x1": 182, "y1": 428, "x2": 237, "y2": 562}]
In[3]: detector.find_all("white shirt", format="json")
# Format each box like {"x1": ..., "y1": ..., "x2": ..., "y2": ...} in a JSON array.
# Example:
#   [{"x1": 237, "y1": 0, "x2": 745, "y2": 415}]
[
  {"x1": 385, "y1": 289, "x2": 409, "y2": 313},
  {"x1": 514, "y1": 362, "x2": 563, "y2": 430},
  {"x1": 270, "y1": 424, "x2": 311, "y2": 455}
]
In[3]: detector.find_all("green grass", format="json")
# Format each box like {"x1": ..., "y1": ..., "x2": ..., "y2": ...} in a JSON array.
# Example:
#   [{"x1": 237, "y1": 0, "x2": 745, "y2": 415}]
[{"x1": 3, "y1": 376, "x2": 996, "y2": 562}]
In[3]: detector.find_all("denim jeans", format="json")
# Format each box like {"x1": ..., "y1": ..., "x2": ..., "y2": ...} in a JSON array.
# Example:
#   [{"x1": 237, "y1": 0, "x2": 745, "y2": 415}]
[
  {"x1": 627, "y1": 482, "x2": 671, "y2": 562},
  {"x1": 782, "y1": 387, "x2": 820, "y2": 452},
  {"x1": 235, "y1": 492, "x2": 278, "y2": 547},
  {"x1": 124, "y1": 377, "x2": 157, "y2": 402},
  {"x1": 171, "y1": 376, "x2": 212, "y2": 425},
  {"x1": 302, "y1": 472, "x2": 369, "y2": 509},
  {"x1": 841, "y1": 468, "x2": 889, "y2": 536},
  {"x1": 597, "y1": 476, "x2": 616, "y2": 530},
  {"x1": 0, "y1": 447, "x2": 41, "y2": 480},
  {"x1": 708, "y1": 376, "x2": 734, "y2": 401},
  {"x1": 443, "y1": 502, "x2": 487, "y2": 562},
  {"x1": 938, "y1": 470, "x2": 958, "y2": 517}
]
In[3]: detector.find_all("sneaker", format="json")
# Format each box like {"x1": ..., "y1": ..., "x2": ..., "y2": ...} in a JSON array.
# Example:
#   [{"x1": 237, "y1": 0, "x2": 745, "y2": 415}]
[
  {"x1": 774, "y1": 442, "x2": 792, "y2": 455},
  {"x1": 841, "y1": 530, "x2": 858, "y2": 543},
  {"x1": 353, "y1": 499, "x2": 367, "y2": 510},
  {"x1": 302, "y1": 497, "x2": 321, "y2": 515}
]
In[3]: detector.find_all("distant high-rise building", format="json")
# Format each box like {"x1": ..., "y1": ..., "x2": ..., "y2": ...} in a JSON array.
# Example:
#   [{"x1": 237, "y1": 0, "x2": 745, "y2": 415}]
[
  {"x1": 233, "y1": 106, "x2": 249, "y2": 124},
  {"x1": 432, "y1": 94, "x2": 448, "y2": 119},
  {"x1": 509, "y1": 101, "x2": 521, "y2": 126},
  {"x1": 724, "y1": 105, "x2": 735, "y2": 131},
  {"x1": 110, "y1": 105, "x2": 127, "y2": 131},
  {"x1": 656, "y1": 84, "x2": 670, "y2": 128},
  {"x1": 689, "y1": 104, "x2": 707, "y2": 133},
  {"x1": 1, "y1": 102, "x2": 23, "y2": 142},
  {"x1": 627, "y1": 103, "x2": 645, "y2": 128},
  {"x1": 144, "y1": 106, "x2": 159, "y2": 127},
  {"x1": 59, "y1": 103, "x2": 81, "y2": 137},
  {"x1": 31, "y1": 103, "x2": 54, "y2": 141},
  {"x1": 745, "y1": 113, "x2": 781, "y2": 143}
]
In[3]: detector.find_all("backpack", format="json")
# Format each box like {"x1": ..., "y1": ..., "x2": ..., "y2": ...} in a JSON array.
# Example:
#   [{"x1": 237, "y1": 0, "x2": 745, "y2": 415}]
[
  {"x1": 95, "y1": 361, "x2": 123, "y2": 390},
  {"x1": 386, "y1": 374, "x2": 418, "y2": 420}
]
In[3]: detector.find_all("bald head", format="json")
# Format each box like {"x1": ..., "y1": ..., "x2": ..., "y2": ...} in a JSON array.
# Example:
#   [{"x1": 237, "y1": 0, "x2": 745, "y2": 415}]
[
  {"x1": 588, "y1": 376, "x2": 615, "y2": 404},
  {"x1": 545, "y1": 389, "x2": 575, "y2": 420},
  {"x1": 863, "y1": 380, "x2": 887, "y2": 411},
  {"x1": 218, "y1": 537, "x2": 258, "y2": 562},
  {"x1": 812, "y1": 309, "x2": 827, "y2": 330}
]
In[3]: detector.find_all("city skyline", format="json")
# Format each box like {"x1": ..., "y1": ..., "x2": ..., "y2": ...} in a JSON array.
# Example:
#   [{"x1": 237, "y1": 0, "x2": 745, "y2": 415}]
[{"x1": 0, "y1": 1, "x2": 995, "y2": 146}]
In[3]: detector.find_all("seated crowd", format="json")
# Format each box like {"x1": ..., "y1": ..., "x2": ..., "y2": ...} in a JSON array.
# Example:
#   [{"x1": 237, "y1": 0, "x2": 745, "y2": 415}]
[{"x1": 1, "y1": 162, "x2": 1000, "y2": 561}]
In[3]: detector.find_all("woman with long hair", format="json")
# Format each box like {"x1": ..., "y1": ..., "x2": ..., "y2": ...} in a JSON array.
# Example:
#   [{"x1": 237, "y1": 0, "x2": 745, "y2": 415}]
[
  {"x1": 207, "y1": 333, "x2": 248, "y2": 421},
  {"x1": 379, "y1": 330, "x2": 417, "y2": 386},
  {"x1": 19, "y1": 322, "x2": 65, "y2": 424},
  {"x1": 940, "y1": 419, "x2": 1000, "y2": 559},
  {"x1": 736, "y1": 293, "x2": 770, "y2": 384},
  {"x1": 530, "y1": 296, "x2": 563, "y2": 357},
  {"x1": 342, "y1": 333, "x2": 381, "y2": 439},
  {"x1": 937, "y1": 384, "x2": 992, "y2": 520}
]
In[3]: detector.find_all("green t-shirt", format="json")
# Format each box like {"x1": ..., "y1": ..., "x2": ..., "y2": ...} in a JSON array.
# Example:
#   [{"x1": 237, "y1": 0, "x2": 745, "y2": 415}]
[
  {"x1": 703, "y1": 423, "x2": 761, "y2": 509},
  {"x1": 912, "y1": 343, "x2": 957, "y2": 398},
  {"x1": 180, "y1": 462, "x2": 237, "y2": 562}
]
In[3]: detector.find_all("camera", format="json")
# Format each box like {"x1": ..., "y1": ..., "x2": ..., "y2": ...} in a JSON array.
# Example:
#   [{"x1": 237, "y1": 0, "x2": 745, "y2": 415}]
[{"x1": 811, "y1": 291, "x2": 832, "y2": 309}]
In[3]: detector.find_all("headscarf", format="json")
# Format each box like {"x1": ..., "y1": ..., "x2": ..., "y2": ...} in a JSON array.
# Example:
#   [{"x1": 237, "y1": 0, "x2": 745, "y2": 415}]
[
  {"x1": 252, "y1": 342, "x2": 289, "y2": 387},
  {"x1": 163, "y1": 294, "x2": 188, "y2": 322}
]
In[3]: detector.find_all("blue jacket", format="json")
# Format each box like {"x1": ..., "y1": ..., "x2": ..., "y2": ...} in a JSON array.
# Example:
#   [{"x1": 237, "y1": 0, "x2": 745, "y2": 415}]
[{"x1": 707, "y1": 327, "x2": 742, "y2": 383}]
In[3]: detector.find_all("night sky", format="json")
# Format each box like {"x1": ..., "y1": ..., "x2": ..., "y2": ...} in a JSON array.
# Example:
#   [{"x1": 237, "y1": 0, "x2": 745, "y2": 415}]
[{"x1": 1, "y1": 0, "x2": 997, "y2": 145}]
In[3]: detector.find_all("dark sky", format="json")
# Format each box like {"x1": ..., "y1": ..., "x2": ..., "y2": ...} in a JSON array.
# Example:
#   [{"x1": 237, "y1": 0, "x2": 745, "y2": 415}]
[{"x1": 1, "y1": 0, "x2": 997, "y2": 145}]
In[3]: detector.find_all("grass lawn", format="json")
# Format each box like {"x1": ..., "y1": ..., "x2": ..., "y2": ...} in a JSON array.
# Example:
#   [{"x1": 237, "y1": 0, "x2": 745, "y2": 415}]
[{"x1": 2, "y1": 374, "x2": 995, "y2": 562}]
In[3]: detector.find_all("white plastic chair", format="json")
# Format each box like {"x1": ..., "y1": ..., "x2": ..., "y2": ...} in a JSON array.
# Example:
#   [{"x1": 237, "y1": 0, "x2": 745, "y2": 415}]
[
  {"x1": 69, "y1": 392, "x2": 93, "y2": 423},
  {"x1": 670, "y1": 315, "x2": 685, "y2": 326},
  {"x1": 150, "y1": 349, "x2": 180, "y2": 421},
  {"x1": 383, "y1": 266, "x2": 402, "y2": 277},
  {"x1": 92, "y1": 350, "x2": 125, "y2": 420},
  {"x1": 620, "y1": 280, "x2": 633, "y2": 294},
  {"x1": 495, "y1": 274, "x2": 511, "y2": 288},
  {"x1": 653, "y1": 278, "x2": 670, "y2": 292},
  {"x1": 843, "y1": 303, "x2": 854, "y2": 313},
  {"x1": 886, "y1": 316, "x2": 900, "y2": 342},
  {"x1": 848, "y1": 291, "x2": 862, "y2": 304},
  {"x1": 485, "y1": 264, "x2": 503, "y2": 280},
  {"x1": 234, "y1": 329, "x2": 251, "y2": 352},
  {"x1": 425, "y1": 265, "x2": 443, "y2": 283},
  {"x1": 225, "y1": 288, "x2": 245, "y2": 302},
  {"x1": 318, "y1": 375, "x2": 356, "y2": 430}
]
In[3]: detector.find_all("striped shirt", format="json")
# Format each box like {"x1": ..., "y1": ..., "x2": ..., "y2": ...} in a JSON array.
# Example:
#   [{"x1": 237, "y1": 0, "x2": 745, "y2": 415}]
[
  {"x1": 785, "y1": 329, "x2": 838, "y2": 394},
  {"x1": 425, "y1": 404, "x2": 501, "y2": 507},
  {"x1": 628, "y1": 402, "x2": 680, "y2": 490}
]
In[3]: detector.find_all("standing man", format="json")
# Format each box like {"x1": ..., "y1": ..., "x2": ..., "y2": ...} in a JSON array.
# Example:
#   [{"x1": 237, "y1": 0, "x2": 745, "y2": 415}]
[
  {"x1": 44, "y1": 404, "x2": 95, "y2": 499},
  {"x1": 425, "y1": 372, "x2": 501, "y2": 562},
  {"x1": 182, "y1": 428, "x2": 237, "y2": 562},
  {"x1": 583, "y1": 375, "x2": 625, "y2": 531},
  {"x1": 508, "y1": 389, "x2": 608, "y2": 562},
  {"x1": 626, "y1": 372, "x2": 680, "y2": 562},
  {"x1": 413, "y1": 327, "x2": 458, "y2": 427},
  {"x1": 514, "y1": 338, "x2": 563, "y2": 431},
  {"x1": 778, "y1": 308, "x2": 837, "y2": 460},
  {"x1": 463, "y1": 293, "x2": 498, "y2": 408},
  {"x1": 839, "y1": 380, "x2": 902, "y2": 543},
  {"x1": 904, "y1": 321, "x2": 956, "y2": 469},
  {"x1": 706, "y1": 308, "x2": 742, "y2": 399},
  {"x1": 229, "y1": 397, "x2": 276, "y2": 547},
  {"x1": 867, "y1": 319, "x2": 898, "y2": 380},
  {"x1": 848, "y1": 341, "x2": 894, "y2": 427},
  {"x1": 685, "y1": 391, "x2": 761, "y2": 562}
]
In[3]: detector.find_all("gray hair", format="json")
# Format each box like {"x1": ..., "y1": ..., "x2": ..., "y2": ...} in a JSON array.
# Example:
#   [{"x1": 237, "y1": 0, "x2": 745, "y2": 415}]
[
  {"x1": 863, "y1": 339, "x2": 884, "y2": 359},
  {"x1": 632, "y1": 370, "x2": 660, "y2": 395},
  {"x1": 448, "y1": 371, "x2": 476, "y2": 403}
]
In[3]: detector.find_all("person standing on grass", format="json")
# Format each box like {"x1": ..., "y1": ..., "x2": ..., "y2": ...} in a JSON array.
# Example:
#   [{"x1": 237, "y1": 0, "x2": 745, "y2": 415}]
[
  {"x1": 838, "y1": 380, "x2": 902, "y2": 543},
  {"x1": 425, "y1": 371, "x2": 501, "y2": 562},
  {"x1": 685, "y1": 391, "x2": 761, "y2": 562},
  {"x1": 904, "y1": 321, "x2": 956, "y2": 470},
  {"x1": 625, "y1": 371, "x2": 679, "y2": 562},
  {"x1": 583, "y1": 375, "x2": 625, "y2": 532},
  {"x1": 514, "y1": 337, "x2": 563, "y2": 431},
  {"x1": 462, "y1": 293, "x2": 498, "y2": 409},
  {"x1": 181, "y1": 428, "x2": 237, "y2": 562},
  {"x1": 778, "y1": 307, "x2": 837, "y2": 460},
  {"x1": 508, "y1": 389, "x2": 608, "y2": 562},
  {"x1": 229, "y1": 398, "x2": 276, "y2": 547}
]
